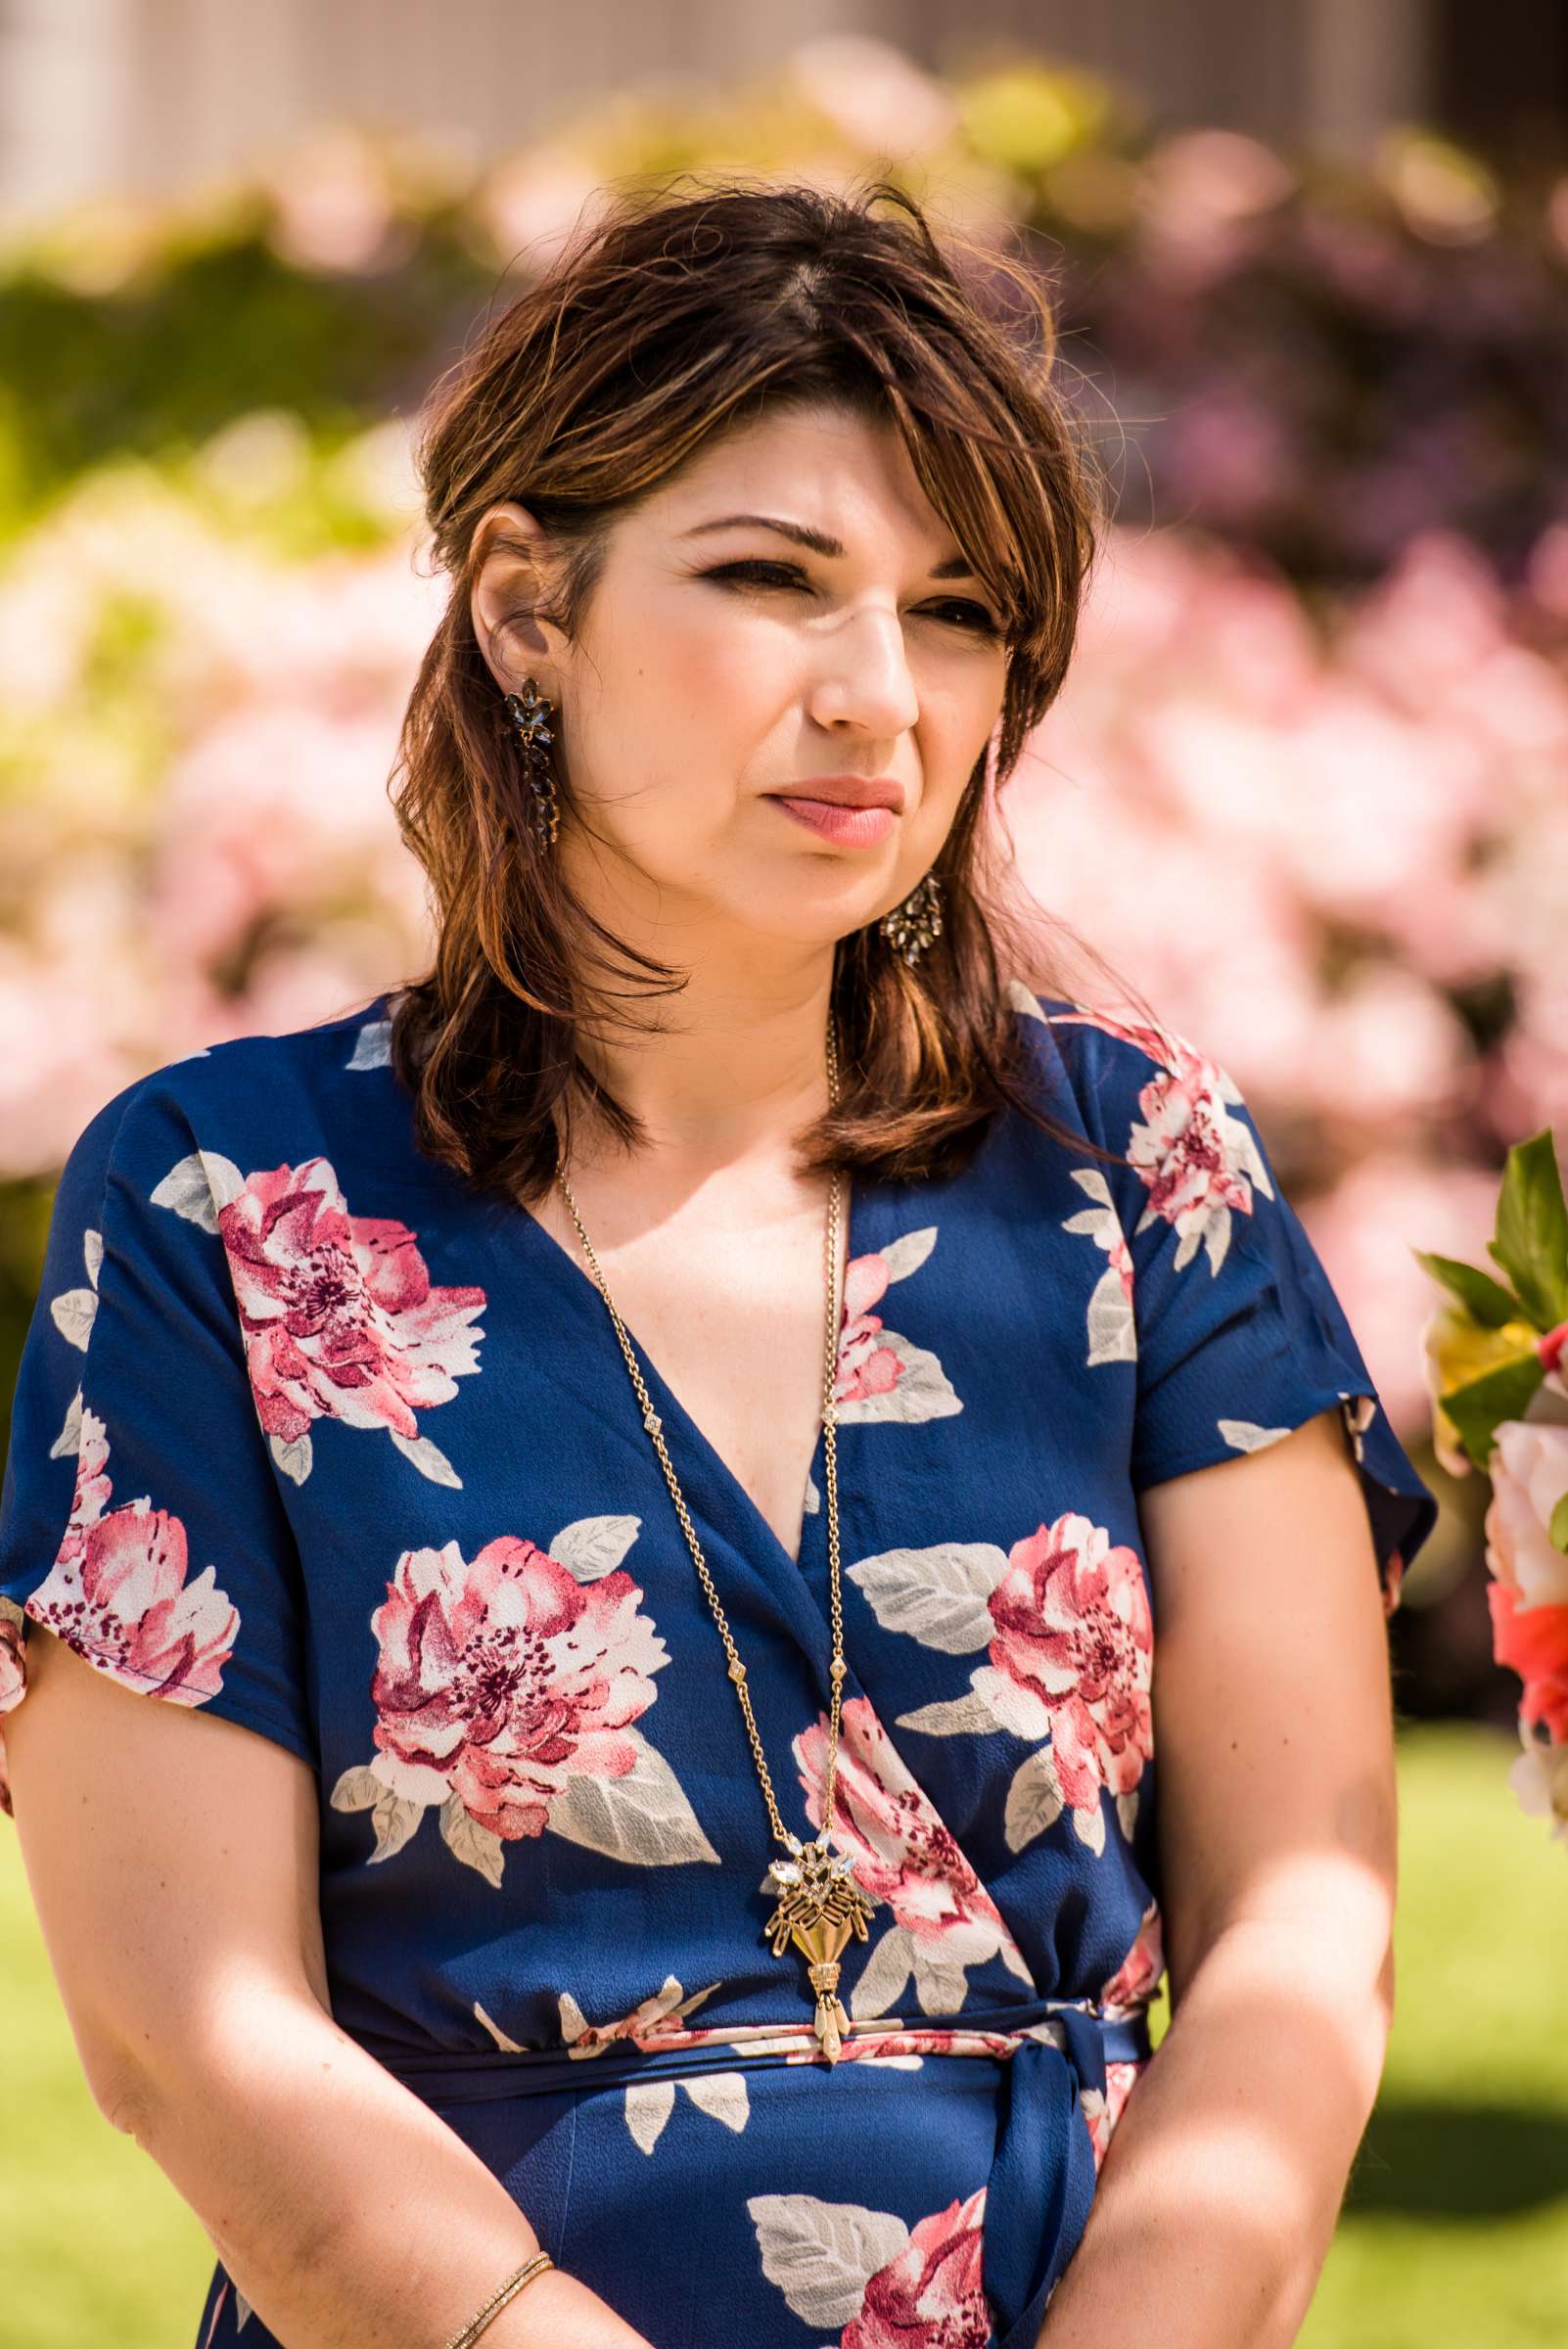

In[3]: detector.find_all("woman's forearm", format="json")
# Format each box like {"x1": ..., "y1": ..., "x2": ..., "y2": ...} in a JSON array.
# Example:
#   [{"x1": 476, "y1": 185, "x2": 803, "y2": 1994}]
[
  {"x1": 109, "y1": 1977, "x2": 652, "y2": 2349},
  {"x1": 1038, "y1": 1915, "x2": 1393, "y2": 2349}
]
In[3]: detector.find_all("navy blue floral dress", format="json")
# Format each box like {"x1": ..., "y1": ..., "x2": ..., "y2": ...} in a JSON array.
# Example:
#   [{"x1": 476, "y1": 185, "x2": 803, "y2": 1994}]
[{"x1": 0, "y1": 982, "x2": 1437, "y2": 2349}]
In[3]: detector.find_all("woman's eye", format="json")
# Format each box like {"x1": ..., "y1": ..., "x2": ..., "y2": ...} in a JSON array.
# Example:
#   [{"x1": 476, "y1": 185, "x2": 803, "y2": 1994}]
[
  {"x1": 705, "y1": 559, "x2": 810, "y2": 591},
  {"x1": 702, "y1": 562, "x2": 1000, "y2": 636},
  {"x1": 928, "y1": 599, "x2": 1002, "y2": 637}
]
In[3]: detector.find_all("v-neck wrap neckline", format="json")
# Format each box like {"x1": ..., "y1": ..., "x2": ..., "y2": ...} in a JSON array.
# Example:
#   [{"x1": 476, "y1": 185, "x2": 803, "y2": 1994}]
[
  {"x1": 510, "y1": 1176, "x2": 853, "y2": 1561},
  {"x1": 499, "y1": 1176, "x2": 867, "y2": 1695}
]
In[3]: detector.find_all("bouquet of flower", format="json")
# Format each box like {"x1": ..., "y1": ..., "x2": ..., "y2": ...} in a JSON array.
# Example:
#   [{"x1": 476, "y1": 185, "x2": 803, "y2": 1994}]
[{"x1": 1419, "y1": 1131, "x2": 1568, "y2": 1845}]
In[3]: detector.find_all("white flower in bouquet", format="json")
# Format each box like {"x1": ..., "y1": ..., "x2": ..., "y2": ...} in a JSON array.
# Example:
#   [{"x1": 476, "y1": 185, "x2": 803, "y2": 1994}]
[{"x1": 1507, "y1": 1719, "x2": 1568, "y2": 1849}]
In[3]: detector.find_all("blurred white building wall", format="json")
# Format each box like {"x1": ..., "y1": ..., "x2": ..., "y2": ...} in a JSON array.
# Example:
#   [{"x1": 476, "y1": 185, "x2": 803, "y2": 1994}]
[{"x1": 0, "y1": 0, "x2": 1436, "y2": 230}]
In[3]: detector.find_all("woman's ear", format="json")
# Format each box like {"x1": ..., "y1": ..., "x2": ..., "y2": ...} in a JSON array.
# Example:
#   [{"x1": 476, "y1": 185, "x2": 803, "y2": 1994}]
[{"x1": 469, "y1": 501, "x2": 556, "y2": 692}]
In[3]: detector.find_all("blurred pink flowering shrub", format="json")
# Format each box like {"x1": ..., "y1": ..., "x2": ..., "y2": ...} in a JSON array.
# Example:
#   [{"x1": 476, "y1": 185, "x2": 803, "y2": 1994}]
[
  {"x1": 4, "y1": 441, "x2": 1564, "y2": 1466},
  {"x1": 0, "y1": 439, "x2": 437, "y2": 1171},
  {"x1": 1007, "y1": 522, "x2": 1568, "y2": 1432}
]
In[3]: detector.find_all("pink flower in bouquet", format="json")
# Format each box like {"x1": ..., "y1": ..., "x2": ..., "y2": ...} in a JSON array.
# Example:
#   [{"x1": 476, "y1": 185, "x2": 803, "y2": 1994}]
[{"x1": 1484, "y1": 1424, "x2": 1568, "y2": 1610}]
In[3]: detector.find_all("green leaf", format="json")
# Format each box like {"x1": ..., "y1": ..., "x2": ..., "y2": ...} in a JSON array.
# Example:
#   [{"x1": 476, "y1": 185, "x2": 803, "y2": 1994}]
[
  {"x1": 1443, "y1": 1355, "x2": 1546, "y2": 1473},
  {"x1": 1410, "y1": 1248, "x2": 1520, "y2": 1328},
  {"x1": 1550, "y1": 1494, "x2": 1568, "y2": 1554},
  {"x1": 1488, "y1": 1129, "x2": 1568, "y2": 1331}
]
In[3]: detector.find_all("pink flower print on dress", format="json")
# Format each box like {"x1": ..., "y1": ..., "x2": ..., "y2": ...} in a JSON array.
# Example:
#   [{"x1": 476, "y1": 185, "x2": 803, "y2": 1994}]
[
  {"x1": 1092, "y1": 1901, "x2": 1163, "y2": 2158},
  {"x1": 5, "y1": 1406, "x2": 238, "y2": 1722},
  {"x1": 555, "y1": 1971, "x2": 722, "y2": 2060},
  {"x1": 835, "y1": 1251, "x2": 906, "y2": 1406},
  {"x1": 1080, "y1": 2059, "x2": 1146, "y2": 2176},
  {"x1": 152, "y1": 1147, "x2": 486, "y2": 1490},
  {"x1": 794, "y1": 1693, "x2": 1034, "y2": 2019},
  {"x1": 1100, "y1": 1898, "x2": 1165, "y2": 2011},
  {"x1": 3, "y1": 1397, "x2": 106, "y2": 1819},
  {"x1": 0, "y1": 1616, "x2": 21, "y2": 1819},
  {"x1": 829, "y1": 1228, "x2": 961, "y2": 1429},
  {"x1": 545, "y1": 1974, "x2": 749, "y2": 2152},
  {"x1": 370, "y1": 1537, "x2": 665, "y2": 1834},
  {"x1": 843, "y1": 2187, "x2": 991, "y2": 2349},
  {"x1": 749, "y1": 2183, "x2": 992, "y2": 2348},
  {"x1": 331, "y1": 1528, "x2": 717, "y2": 1884},
  {"x1": 0, "y1": 1609, "x2": 23, "y2": 1716},
  {"x1": 974, "y1": 1512, "x2": 1153, "y2": 1854},
  {"x1": 1050, "y1": 1006, "x2": 1273, "y2": 1276},
  {"x1": 855, "y1": 1513, "x2": 1151, "y2": 1858},
  {"x1": 50, "y1": 1396, "x2": 112, "y2": 1540}
]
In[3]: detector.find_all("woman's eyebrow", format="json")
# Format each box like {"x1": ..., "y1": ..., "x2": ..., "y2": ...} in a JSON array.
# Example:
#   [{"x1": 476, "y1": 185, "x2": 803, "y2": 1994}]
[{"x1": 679, "y1": 513, "x2": 978, "y2": 580}]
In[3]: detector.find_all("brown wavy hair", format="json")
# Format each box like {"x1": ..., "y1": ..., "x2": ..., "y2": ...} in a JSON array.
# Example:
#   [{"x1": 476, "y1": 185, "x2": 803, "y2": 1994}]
[{"x1": 388, "y1": 171, "x2": 1141, "y2": 1206}]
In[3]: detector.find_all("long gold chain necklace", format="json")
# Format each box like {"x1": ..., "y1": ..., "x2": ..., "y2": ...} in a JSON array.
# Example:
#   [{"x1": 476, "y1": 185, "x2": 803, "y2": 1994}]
[{"x1": 553, "y1": 1011, "x2": 878, "y2": 2062}]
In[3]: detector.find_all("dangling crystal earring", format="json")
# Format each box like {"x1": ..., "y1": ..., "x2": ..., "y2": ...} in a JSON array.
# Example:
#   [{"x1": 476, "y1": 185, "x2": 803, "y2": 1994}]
[
  {"x1": 880, "y1": 872, "x2": 943, "y2": 965},
  {"x1": 502, "y1": 678, "x2": 561, "y2": 850}
]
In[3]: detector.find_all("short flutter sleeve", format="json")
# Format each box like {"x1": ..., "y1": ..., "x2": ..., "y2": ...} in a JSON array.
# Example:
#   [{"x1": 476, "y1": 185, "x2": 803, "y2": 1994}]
[
  {"x1": 1047, "y1": 1002, "x2": 1439, "y2": 1615},
  {"x1": 0, "y1": 1077, "x2": 316, "y2": 1818}
]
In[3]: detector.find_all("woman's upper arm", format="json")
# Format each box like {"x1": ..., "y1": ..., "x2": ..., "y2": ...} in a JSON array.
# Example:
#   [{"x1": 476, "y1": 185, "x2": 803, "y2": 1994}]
[
  {"x1": 1138, "y1": 1408, "x2": 1400, "y2": 2010},
  {"x1": 6, "y1": 1620, "x2": 328, "y2": 2112},
  {"x1": 1033, "y1": 1009, "x2": 1438, "y2": 2006},
  {"x1": 0, "y1": 1070, "x2": 328, "y2": 2105}
]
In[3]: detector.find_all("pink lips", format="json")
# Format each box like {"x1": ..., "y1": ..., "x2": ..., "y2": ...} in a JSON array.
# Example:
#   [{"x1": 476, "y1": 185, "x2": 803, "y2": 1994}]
[
  {"x1": 769, "y1": 796, "x2": 898, "y2": 847},
  {"x1": 765, "y1": 776, "x2": 903, "y2": 847}
]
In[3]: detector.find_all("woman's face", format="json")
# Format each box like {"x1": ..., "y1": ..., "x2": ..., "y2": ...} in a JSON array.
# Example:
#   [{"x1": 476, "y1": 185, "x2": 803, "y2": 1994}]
[{"x1": 470, "y1": 399, "x2": 1008, "y2": 955}]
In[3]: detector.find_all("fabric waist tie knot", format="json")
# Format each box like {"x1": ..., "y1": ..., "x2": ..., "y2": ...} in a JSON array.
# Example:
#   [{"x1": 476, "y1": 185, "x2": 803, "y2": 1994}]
[{"x1": 368, "y1": 1989, "x2": 1154, "y2": 2349}]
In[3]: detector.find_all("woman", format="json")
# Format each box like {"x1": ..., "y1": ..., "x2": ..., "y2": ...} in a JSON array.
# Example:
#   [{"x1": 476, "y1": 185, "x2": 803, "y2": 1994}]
[{"x1": 1, "y1": 179, "x2": 1435, "y2": 2349}]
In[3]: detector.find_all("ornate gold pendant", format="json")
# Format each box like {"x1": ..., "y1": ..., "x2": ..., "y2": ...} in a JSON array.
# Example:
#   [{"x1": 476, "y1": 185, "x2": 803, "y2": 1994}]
[{"x1": 762, "y1": 1834, "x2": 878, "y2": 2063}]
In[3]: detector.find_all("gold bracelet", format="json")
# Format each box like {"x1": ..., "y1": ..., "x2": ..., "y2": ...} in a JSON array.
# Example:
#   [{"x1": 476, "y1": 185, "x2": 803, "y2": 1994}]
[{"x1": 441, "y1": 2249, "x2": 555, "y2": 2349}]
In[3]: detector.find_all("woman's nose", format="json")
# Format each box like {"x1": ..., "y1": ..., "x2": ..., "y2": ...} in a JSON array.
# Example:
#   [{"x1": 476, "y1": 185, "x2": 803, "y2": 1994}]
[{"x1": 807, "y1": 608, "x2": 921, "y2": 739}]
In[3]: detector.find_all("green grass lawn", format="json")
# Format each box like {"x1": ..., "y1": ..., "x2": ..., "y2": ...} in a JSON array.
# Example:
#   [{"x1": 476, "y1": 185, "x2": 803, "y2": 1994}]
[
  {"x1": 4, "y1": 1721, "x2": 1565, "y2": 2346},
  {"x1": 1301, "y1": 1723, "x2": 1568, "y2": 2349}
]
